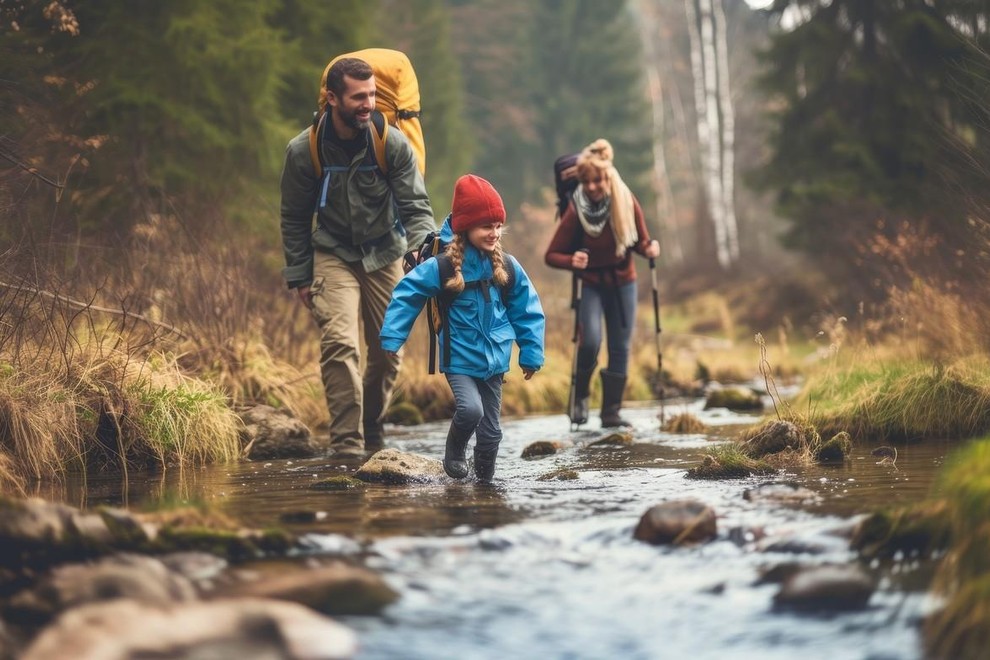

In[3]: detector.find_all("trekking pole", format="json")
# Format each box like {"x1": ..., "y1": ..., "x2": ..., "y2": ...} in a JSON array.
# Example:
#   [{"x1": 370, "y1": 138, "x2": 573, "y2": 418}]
[
  {"x1": 568, "y1": 250, "x2": 589, "y2": 431},
  {"x1": 650, "y1": 257, "x2": 665, "y2": 424}
]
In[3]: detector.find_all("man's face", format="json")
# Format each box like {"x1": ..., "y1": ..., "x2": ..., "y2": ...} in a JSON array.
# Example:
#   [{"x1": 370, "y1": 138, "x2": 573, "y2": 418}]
[{"x1": 328, "y1": 74, "x2": 377, "y2": 131}]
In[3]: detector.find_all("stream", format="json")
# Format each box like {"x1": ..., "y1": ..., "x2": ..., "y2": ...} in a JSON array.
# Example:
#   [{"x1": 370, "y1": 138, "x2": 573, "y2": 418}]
[{"x1": 41, "y1": 397, "x2": 951, "y2": 660}]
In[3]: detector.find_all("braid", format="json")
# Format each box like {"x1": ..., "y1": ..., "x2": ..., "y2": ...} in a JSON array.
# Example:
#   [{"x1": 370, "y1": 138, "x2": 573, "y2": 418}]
[
  {"x1": 490, "y1": 243, "x2": 510, "y2": 287},
  {"x1": 444, "y1": 235, "x2": 466, "y2": 293}
]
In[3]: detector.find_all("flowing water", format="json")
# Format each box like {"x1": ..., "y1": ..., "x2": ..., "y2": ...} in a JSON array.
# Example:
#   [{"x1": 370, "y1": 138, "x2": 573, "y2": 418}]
[{"x1": 46, "y1": 397, "x2": 953, "y2": 660}]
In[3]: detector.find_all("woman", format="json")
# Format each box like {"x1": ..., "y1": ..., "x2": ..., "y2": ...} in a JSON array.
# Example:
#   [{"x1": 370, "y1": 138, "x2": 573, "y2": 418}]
[{"x1": 545, "y1": 139, "x2": 660, "y2": 428}]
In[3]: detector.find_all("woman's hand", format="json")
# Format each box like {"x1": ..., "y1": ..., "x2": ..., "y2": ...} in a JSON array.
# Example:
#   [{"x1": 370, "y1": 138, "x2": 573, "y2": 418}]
[
  {"x1": 570, "y1": 251, "x2": 589, "y2": 270},
  {"x1": 645, "y1": 240, "x2": 660, "y2": 259}
]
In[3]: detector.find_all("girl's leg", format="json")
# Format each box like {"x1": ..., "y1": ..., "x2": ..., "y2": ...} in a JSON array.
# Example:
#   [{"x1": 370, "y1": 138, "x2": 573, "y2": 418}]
[
  {"x1": 473, "y1": 374, "x2": 505, "y2": 482},
  {"x1": 443, "y1": 373, "x2": 484, "y2": 478}
]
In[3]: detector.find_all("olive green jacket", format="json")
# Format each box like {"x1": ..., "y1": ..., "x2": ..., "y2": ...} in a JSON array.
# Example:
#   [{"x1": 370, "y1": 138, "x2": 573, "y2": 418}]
[{"x1": 279, "y1": 122, "x2": 435, "y2": 287}]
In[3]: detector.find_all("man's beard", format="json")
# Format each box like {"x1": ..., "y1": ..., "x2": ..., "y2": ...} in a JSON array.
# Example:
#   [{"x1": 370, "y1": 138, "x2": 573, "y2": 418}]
[{"x1": 341, "y1": 107, "x2": 370, "y2": 131}]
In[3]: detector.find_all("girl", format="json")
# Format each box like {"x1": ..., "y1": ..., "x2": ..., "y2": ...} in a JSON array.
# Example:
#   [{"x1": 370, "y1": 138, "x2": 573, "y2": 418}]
[
  {"x1": 381, "y1": 174, "x2": 545, "y2": 481},
  {"x1": 545, "y1": 139, "x2": 660, "y2": 428}
]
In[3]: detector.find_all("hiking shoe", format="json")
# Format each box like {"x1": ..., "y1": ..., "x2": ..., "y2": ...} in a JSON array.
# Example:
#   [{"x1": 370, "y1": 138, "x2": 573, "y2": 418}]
[{"x1": 328, "y1": 441, "x2": 366, "y2": 458}]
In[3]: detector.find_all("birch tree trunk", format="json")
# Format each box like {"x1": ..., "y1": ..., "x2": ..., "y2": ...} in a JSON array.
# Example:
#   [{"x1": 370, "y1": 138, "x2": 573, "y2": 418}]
[
  {"x1": 698, "y1": 0, "x2": 730, "y2": 268},
  {"x1": 685, "y1": 0, "x2": 739, "y2": 269},
  {"x1": 712, "y1": 0, "x2": 739, "y2": 262}
]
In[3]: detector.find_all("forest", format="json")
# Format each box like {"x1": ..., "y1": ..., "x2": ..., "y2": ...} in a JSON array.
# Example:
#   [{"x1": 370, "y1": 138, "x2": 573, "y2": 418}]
[{"x1": 5, "y1": 1, "x2": 990, "y2": 658}]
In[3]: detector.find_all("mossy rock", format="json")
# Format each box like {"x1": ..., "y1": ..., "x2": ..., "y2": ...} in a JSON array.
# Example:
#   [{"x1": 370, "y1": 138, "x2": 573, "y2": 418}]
[
  {"x1": 687, "y1": 451, "x2": 775, "y2": 480},
  {"x1": 385, "y1": 401, "x2": 423, "y2": 426},
  {"x1": 704, "y1": 387, "x2": 763, "y2": 412},
  {"x1": 309, "y1": 476, "x2": 365, "y2": 491},
  {"x1": 536, "y1": 469, "x2": 579, "y2": 481},
  {"x1": 815, "y1": 431, "x2": 852, "y2": 463},
  {"x1": 740, "y1": 420, "x2": 806, "y2": 458},
  {"x1": 851, "y1": 502, "x2": 953, "y2": 559}
]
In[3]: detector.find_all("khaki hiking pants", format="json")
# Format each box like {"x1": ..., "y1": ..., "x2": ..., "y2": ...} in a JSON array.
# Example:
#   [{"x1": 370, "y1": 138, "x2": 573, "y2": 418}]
[{"x1": 309, "y1": 251, "x2": 402, "y2": 448}]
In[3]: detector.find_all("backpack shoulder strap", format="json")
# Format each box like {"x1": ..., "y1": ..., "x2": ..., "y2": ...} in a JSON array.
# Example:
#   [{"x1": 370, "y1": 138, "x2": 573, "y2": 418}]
[
  {"x1": 309, "y1": 111, "x2": 327, "y2": 177},
  {"x1": 308, "y1": 110, "x2": 388, "y2": 177},
  {"x1": 370, "y1": 110, "x2": 389, "y2": 175}
]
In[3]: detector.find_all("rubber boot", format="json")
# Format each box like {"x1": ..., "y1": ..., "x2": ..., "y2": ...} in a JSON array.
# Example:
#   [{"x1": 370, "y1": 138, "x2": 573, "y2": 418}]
[
  {"x1": 443, "y1": 423, "x2": 474, "y2": 478},
  {"x1": 473, "y1": 444, "x2": 499, "y2": 482},
  {"x1": 600, "y1": 370, "x2": 632, "y2": 428},
  {"x1": 364, "y1": 419, "x2": 385, "y2": 453},
  {"x1": 569, "y1": 367, "x2": 595, "y2": 425}
]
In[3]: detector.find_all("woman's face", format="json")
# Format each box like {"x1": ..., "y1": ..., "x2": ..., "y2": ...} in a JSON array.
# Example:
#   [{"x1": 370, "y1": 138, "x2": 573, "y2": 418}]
[
  {"x1": 580, "y1": 169, "x2": 608, "y2": 203},
  {"x1": 467, "y1": 222, "x2": 504, "y2": 253}
]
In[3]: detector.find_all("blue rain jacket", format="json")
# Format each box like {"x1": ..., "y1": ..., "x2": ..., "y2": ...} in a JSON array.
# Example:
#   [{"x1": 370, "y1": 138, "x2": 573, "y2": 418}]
[{"x1": 380, "y1": 219, "x2": 545, "y2": 379}]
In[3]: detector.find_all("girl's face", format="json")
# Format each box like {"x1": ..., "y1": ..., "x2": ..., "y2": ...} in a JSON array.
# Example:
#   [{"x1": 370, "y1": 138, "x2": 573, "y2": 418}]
[
  {"x1": 580, "y1": 169, "x2": 609, "y2": 203},
  {"x1": 467, "y1": 222, "x2": 504, "y2": 253}
]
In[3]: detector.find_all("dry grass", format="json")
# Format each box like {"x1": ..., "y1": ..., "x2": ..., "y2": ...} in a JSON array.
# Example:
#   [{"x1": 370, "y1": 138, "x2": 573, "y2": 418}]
[
  {"x1": 0, "y1": 368, "x2": 86, "y2": 484},
  {"x1": 126, "y1": 353, "x2": 242, "y2": 468}
]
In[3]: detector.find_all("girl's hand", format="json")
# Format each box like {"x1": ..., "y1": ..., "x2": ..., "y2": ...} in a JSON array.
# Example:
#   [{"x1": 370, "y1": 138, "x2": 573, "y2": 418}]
[
  {"x1": 645, "y1": 240, "x2": 660, "y2": 259},
  {"x1": 571, "y1": 251, "x2": 589, "y2": 270},
  {"x1": 522, "y1": 368, "x2": 537, "y2": 380}
]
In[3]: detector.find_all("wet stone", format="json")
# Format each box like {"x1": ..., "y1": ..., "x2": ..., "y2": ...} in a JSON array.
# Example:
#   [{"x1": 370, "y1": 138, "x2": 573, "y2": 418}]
[
  {"x1": 773, "y1": 564, "x2": 876, "y2": 612},
  {"x1": 354, "y1": 448, "x2": 446, "y2": 485},
  {"x1": 521, "y1": 440, "x2": 572, "y2": 458},
  {"x1": 588, "y1": 432, "x2": 634, "y2": 447},
  {"x1": 633, "y1": 499, "x2": 717, "y2": 546}
]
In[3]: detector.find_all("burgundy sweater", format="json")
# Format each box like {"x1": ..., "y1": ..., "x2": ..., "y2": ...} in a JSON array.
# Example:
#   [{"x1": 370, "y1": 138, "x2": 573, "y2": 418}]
[{"x1": 544, "y1": 196, "x2": 653, "y2": 286}]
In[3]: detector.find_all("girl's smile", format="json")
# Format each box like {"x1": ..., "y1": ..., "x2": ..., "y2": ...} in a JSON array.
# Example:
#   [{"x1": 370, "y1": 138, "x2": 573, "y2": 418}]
[{"x1": 467, "y1": 223, "x2": 504, "y2": 252}]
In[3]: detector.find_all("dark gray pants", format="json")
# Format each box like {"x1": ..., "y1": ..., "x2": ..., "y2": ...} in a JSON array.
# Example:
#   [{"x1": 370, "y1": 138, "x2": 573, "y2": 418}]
[
  {"x1": 577, "y1": 280, "x2": 637, "y2": 376},
  {"x1": 445, "y1": 373, "x2": 504, "y2": 449}
]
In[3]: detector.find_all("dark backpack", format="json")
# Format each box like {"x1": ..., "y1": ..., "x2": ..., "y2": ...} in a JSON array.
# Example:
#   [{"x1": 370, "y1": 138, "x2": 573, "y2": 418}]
[
  {"x1": 411, "y1": 229, "x2": 517, "y2": 374},
  {"x1": 553, "y1": 152, "x2": 581, "y2": 220}
]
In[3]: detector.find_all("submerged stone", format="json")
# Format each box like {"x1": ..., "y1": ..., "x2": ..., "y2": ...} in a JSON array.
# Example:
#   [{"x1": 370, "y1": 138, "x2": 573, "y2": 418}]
[
  {"x1": 521, "y1": 440, "x2": 572, "y2": 458},
  {"x1": 633, "y1": 499, "x2": 717, "y2": 546},
  {"x1": 773, "y1": 564, "x2": 875, "y2": 612},
  {"x1": 588, "y1": 432, "x2": 633, "y2": 447}
]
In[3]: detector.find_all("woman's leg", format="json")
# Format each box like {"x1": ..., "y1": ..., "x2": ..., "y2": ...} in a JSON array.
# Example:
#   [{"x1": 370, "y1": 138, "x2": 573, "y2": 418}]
[
  {"x1": 572, "y1": 283, "x2": 605, "y2": 423},
  {"x1": 600, "y1": 281, "x2": 638, "y2": 427}
]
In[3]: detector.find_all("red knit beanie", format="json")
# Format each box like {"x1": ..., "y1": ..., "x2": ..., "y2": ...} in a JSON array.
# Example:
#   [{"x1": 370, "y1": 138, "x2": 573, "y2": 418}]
[{"x1": 451, "y1": 174, "x2": 506, "y2": 233}]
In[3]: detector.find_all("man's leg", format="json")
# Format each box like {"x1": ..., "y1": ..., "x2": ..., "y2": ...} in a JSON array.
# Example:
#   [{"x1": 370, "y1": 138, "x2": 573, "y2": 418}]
[
  {"x1": 311, "y1": 252, "x2": 364, "y2": 452},
  {"x1": 358, "y1": 258, "x2": 404, "y2": 449}
]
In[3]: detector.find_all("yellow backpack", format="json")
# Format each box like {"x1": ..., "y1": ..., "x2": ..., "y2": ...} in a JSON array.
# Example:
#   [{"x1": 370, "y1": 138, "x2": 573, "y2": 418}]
[{"x1": 309, "y1": 48, "x2": 426, "y2": 178}]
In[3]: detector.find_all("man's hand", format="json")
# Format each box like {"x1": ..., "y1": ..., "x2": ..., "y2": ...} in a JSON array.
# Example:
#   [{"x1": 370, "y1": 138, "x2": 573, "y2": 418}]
[
  {"x1": 403, "y1": 250, "x2": 420, "y2": 273},
  {"x1": 645, "y1": 240, "x2": 661, "y2": 259},
  {"x1": 296, "y1": 285, "x2": 314, "y2": 309},
  {"x1": 522, "y1": 368, "x2": 537, "y2": 380}
]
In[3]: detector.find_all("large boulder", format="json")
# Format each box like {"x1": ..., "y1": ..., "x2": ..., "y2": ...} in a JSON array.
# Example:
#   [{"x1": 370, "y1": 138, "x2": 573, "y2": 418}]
[
  {"x1": 5, "y1": 554, "x2": 197, "y2": 625},
  {"x1": 239, "y1": 405, "x2": 323, "y2": 460},
  {"x1": 214, "y1": 563, "x2": 398, "y2": 616},
  {"x1": 354, "y1": 449, "x2": 446, "y2": 484},
  {"x1": 21, "y1": 598, "x2": 357, "y2": 660}
]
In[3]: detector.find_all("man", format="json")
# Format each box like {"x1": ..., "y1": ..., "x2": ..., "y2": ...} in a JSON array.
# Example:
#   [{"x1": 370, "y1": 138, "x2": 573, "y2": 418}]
[{"x1": 280, "y1": 57, "x2": 435, "y2": 456}]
